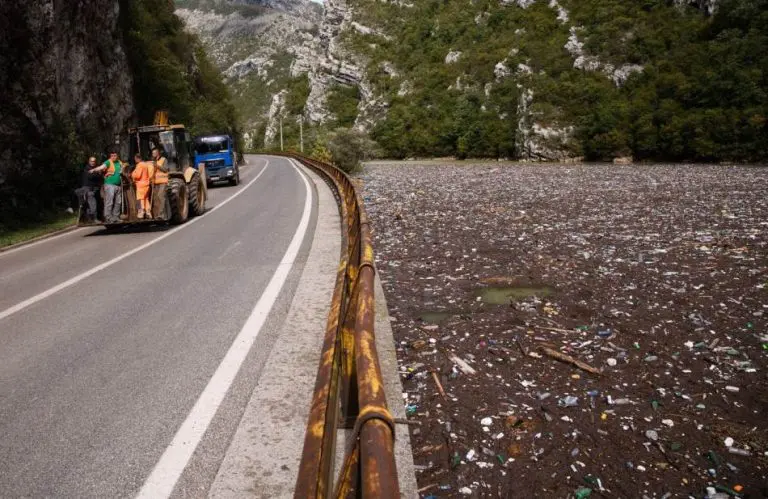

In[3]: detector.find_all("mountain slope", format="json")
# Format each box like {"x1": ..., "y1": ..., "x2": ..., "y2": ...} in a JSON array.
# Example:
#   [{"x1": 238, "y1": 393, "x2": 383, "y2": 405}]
[
  {"x1": 178, "y1": 0, "x2": 768, "y2": 161},
  {"x1": 346, "y1": 0, "x2": 767, "y2": 161},
  {"x1": 176, "y1": 0, "x2": 324, "y2": 149}
]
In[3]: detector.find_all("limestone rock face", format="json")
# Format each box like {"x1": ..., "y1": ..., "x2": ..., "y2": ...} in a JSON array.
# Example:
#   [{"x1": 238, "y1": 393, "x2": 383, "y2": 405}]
[
  {"x1": 177, "y1": 0, "x2": 382, "y2": 144},
  {"x1": 178, "y1": 0, "x2": 725, "y2": 159},
  {"x1": 674, "y1": 0, "x2": 718, "y2": 14},
  {"x1": 315, "y1": 0, "x2": 387, "y2": 132},
  {"x1": 0, "y1": 0, "x2": 134, "y2": 185},
  {"x1": 516, "y1": 88, "x2": 575, "y2": 161},
  {"x1": 445, "y1": 51, "x2": 462, "y2": 64},
  {"x1": 265, "y1": 90, "x2": 287, "y2": 146}
]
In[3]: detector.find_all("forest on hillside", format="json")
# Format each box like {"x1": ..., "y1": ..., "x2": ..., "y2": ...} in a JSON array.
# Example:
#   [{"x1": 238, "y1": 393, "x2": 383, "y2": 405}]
[
  {"x1": 340, "y1": 0, "x2": 768, "y2": 161},
  {"x1": 119, "y1": 0, "x2": 241, "y2": 141}
]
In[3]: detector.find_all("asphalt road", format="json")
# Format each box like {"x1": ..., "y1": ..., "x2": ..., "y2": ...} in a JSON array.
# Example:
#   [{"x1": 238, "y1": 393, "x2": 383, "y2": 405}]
[{"x1": 0, "y1": 155, "x2": 317, "y2": 497}]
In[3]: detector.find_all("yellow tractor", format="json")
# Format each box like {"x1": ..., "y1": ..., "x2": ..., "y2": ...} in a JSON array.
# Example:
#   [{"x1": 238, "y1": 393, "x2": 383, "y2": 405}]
[{"x1": 77, "y1": 111, "x2": 207, "y2": 228}]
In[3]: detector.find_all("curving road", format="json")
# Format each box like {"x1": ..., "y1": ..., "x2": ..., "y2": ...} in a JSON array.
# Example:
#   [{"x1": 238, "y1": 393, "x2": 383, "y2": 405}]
[{"x1": 0, "y1": 156, "x2": 316, "y2": 497}]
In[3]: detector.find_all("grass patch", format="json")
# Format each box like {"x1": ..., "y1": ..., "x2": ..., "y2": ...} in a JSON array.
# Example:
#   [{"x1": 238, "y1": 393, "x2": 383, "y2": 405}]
[{"x1": 0, "y1": 213, "x2": 78, "y2": 249}]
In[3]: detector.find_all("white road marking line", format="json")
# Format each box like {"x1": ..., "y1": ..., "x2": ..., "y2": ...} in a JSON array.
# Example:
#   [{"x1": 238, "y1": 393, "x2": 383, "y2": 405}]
[
  {"x1": 0, "y1": 227, "x2": 89, "y2": 257},
  {"x1": 136, "y1": 158, "x2": 313, "y2": 499},
  {"x1": 0, "y1": 162, "x2": 271, "y2": 323}
]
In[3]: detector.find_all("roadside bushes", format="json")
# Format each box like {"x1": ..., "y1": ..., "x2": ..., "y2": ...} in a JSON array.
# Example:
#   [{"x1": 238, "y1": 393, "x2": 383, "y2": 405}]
[{"x1": 315, "y1": 128, "x2": 380, "y2": 173}]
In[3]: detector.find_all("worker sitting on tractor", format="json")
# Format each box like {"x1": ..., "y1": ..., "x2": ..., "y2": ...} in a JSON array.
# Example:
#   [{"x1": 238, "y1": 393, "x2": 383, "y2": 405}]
[
  {"x1": 91, "y1": 150, "x2": 125, "y2": 223},
  {"x1": 131, "y1": 153, "x2": 152, "y2": 219},
  {"x1": 151, "y1": 146, "x2": 169, "y2": 219}
]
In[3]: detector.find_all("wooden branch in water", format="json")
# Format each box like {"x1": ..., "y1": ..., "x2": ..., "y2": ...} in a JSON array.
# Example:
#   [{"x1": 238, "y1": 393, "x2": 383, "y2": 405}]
[
  {"x1": 538, "y1": 346, "x2": 602, "y2": 376},
  {"x1": 431, "y1": 371, "x2": 447, "y2": 399}
]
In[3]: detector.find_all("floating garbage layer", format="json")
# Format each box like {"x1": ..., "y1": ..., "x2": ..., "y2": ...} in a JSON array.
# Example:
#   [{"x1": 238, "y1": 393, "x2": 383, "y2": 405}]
[{"x1": 360, "y1": 161, "x2": 768, "y2": 498}]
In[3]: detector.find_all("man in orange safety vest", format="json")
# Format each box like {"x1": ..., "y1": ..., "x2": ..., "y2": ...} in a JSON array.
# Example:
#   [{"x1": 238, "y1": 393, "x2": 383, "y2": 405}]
[
  {"x1": 151, "y1": 147, "x2": 169, "y2": 219},
  {"x1": 131, "y1": 153, "x2": 152, "y2": 219}
]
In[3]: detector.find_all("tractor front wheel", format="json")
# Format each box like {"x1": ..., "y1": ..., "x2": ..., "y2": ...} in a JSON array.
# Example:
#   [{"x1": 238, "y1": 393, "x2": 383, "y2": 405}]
[
  {"x1": 169, "y1": 178, "x2": 189, "y2": 225},
  {"x1": 187, "y1": 171, "x2": 206, "y2": 216}
]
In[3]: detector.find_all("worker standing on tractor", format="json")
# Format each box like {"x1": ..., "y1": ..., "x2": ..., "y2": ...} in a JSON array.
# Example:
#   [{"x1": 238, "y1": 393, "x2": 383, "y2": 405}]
[
  {"x1": 151, "y1": 147, "x2": 169, "y2": 219},
  {"x1": 131, "y1": 153, "x2": 152, "y2": 219},
  {"x1": 91, "y1": 150, "x2": 124, "y2": 224},
  {"x1": 76, "y1": 156, "x2": 102, "y2": 222}
]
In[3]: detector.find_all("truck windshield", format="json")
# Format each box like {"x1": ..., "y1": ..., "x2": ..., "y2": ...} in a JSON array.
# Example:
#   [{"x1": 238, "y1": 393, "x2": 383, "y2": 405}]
[{"x1": 195, "y1": 137, "x2": 229, "y2": 154}]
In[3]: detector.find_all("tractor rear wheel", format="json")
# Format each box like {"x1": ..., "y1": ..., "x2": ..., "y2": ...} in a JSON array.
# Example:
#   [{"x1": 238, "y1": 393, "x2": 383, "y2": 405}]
[
  {"x1": 169, "y1": 178, "x2": 189, "y2": 225},
  {"x1": 187, "y1": 171, "x2": 206, "y2": 216}
]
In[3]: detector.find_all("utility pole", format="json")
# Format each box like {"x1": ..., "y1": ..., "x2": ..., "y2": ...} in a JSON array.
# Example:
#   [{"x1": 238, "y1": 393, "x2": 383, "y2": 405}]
[
  {"x1": 299, "y1": 118, "x2": 304, "y2": 153},
  {"x1": 279, "y1": 116, "x2": 284, "y2": 152}
]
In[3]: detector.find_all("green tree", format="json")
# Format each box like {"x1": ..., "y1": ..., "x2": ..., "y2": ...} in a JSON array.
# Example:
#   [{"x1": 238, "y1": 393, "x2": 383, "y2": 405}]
[
  {"x1": 326, "y1": 128, "x2": 380, "y2": 173},
  {"x1": 326, "y1": 85, "x2": 361, "y2": 128},
  {"x1": 119, "y1": 0, "x2": 242, "y2": 143}
]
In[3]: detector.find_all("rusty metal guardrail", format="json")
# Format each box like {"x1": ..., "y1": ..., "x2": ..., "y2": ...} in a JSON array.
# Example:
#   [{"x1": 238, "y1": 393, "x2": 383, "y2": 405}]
[{"x1": 277, "y1": 153, "x2": 399, "y2": 498}]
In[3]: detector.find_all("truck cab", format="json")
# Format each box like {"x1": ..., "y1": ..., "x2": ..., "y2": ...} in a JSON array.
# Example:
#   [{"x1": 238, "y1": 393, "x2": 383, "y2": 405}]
[{"x1": 194, "y1": 134, "x2": 240, "y2": 186}]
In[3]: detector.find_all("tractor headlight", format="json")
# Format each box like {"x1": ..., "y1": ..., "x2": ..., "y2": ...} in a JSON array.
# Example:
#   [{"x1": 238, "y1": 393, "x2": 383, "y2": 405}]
[{"x1": 226, "y1": 169, "x2": 234, "y2": 176}]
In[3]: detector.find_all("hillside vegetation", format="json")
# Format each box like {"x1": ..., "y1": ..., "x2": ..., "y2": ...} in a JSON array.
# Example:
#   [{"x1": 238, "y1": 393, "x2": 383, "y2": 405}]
[
  {"x1": 344, "y1": 0, "x2": 767, "y2": 161},
  {"x1": 120, "y1": 0, "x2": 241, "y2": 139},
  {"x1": 174, "y1": 0, "x2": 766, "y2": 163}
]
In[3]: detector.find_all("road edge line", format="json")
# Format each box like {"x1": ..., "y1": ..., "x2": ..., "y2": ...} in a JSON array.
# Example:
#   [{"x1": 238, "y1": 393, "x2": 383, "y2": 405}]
[{"x1": 136, "y1": 158, "x2": 313, "y2": 499}]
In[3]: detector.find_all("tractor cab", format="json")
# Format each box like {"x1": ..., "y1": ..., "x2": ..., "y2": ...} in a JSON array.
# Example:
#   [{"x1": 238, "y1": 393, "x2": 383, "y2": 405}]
[{"x1": 129, "y1": 128, "x2": 192, "y2": 171}]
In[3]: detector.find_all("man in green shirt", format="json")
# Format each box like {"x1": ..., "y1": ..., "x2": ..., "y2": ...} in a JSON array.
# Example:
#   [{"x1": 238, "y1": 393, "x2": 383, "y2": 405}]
[{"x1": 91, "y1": 150, "x2": 124, "y2": 223}]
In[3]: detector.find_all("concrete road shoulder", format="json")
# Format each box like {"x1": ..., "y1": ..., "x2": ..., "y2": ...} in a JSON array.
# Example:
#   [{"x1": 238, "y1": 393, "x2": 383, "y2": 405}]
[
  {"x1": 208, "y1": 166, "x2": 338, "y2": 498},
  {"x1": 209, "y1": 164, "x2": 417, "y2": 498}
]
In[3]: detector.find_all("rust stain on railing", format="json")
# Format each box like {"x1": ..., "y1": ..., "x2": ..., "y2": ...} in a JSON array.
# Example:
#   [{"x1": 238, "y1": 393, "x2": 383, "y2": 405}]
[{"x1": 280, "y1": 154, "x2": 399, "y2": 499}]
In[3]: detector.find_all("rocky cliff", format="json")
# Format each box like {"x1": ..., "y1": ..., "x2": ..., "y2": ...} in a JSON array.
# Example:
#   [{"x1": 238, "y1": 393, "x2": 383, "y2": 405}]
[
  {"x1": 176, "y1": 0, "x2": 382, "y2": 148},
  {"x1": 1, "y1": 0, "x2": 239, "y2": 227},
  {"x1": 176, "y1": 0, "x2": 322, "y2": 148},
  {"x1": 178, "y1": 0, "x2": 767, "y2": 163},
  {"x1": 0, "y1": 0, "x2": 134, "y2": 194}
]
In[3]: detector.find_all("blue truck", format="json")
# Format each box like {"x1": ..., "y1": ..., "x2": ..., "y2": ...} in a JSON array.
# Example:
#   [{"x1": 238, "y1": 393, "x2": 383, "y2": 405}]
[{"x1": 193, "y1": 134, "x2": 240, "y2": 186}]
